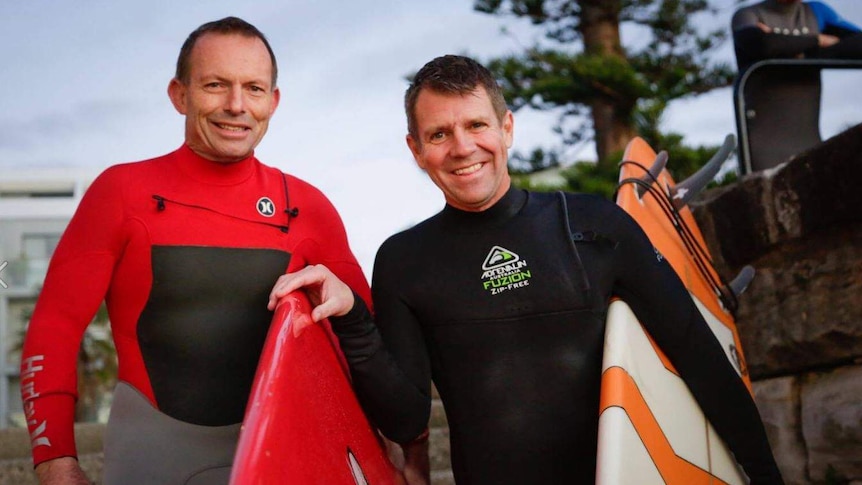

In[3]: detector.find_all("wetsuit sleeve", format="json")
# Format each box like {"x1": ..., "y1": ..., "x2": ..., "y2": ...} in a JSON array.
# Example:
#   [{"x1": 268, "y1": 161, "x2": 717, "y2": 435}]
[
  {"x1": 810, "y1": 1, "x2": 862, "y2": 35},
  {"x1": 285, "y1": 177, "x2": 371, "y2": 308},
  {"x1": 327, "y1": 237, "x2": 431, "y2": 444},
  {"x1": 732, "y1": 6, "x2": 819, "y2": 68},
  {"x1": 20, "y1": 167, "x2": 127, "y2": 466},
  {"x1": 603, "y1": 204, "x2": 784, "y2": 484}
]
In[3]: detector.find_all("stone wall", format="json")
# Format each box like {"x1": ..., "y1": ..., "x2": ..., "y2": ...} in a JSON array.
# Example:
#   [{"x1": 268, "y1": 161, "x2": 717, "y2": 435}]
[
  {"x1": 0, "y1": 423, "x2": 104, "y2": 484},
  {"x1": 692, "y1": 124, "x2": 862, "y2": 485}
]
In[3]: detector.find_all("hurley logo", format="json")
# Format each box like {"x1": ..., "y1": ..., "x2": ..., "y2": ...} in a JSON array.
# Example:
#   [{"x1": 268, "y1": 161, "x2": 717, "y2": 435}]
[
  {"x1": 481, "y1": 246, "x2": 532, "y2": 296},
  {"x1": 256, "y1": 197, "x2": 276, "y2": 217}
]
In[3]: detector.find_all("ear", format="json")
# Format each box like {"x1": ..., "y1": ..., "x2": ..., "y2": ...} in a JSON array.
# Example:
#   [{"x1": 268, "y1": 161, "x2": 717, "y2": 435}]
[
  {"x1": 503, "y1": 110, "x2": 514, "y2": 149},
  {"x1": 406, "y1": 133, "x2": 426, "y2": 170},
  {"x1": 269, "y1": 86, "x2": 281, "y2": 117},
  {"x1": 167, "y1": 78, "x2": 188, "y2": 115}
]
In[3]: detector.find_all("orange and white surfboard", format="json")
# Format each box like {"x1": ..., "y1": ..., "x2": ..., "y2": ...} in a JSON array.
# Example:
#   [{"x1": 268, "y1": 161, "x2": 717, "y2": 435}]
[{"x1": 598, "y1": 136, "x2": 751, "y2": 485}]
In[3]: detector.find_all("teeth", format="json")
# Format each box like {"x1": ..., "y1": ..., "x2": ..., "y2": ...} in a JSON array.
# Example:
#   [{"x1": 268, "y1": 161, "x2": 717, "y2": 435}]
[
  {"x1": 216, "y1": 123, "x2": 246, "y2": 132},
  {"x1": 454, "y1": 163, "x2": 482, "y2": 175}
]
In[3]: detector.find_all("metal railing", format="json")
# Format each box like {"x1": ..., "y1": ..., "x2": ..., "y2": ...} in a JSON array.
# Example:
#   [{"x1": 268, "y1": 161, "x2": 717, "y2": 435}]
[{"x1": 733, "y1": 58, "x2": 862, "y2": 174}]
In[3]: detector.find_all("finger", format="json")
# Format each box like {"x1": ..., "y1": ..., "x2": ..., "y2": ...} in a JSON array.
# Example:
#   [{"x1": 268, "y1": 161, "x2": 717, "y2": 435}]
[
  {"x1": 268, "y1": 281, "x2": 299, "y2": 309},
  {"x1": 267, "y1": 268, "x2": 321, "y2": 309}
]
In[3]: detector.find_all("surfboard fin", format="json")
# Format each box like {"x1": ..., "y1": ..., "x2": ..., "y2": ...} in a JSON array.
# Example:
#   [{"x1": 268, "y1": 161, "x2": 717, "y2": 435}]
[
  {"x1": 671, "y1": 134, "x2": 736, "y2": 210},
  {"x1": 727, "y1": 264, "x2": 756, "y2": 298},
  {"x1": 634, "y1": 150, "x2": 669, "y2": 198}
]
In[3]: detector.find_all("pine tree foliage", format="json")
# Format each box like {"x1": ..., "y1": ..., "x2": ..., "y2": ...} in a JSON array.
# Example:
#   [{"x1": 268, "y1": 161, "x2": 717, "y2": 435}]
[{"x1": 475, "y1": 0, "x2": 736, "y2": 188}]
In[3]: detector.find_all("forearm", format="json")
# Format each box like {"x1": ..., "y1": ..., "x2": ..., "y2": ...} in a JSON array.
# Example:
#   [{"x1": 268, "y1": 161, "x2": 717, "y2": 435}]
[
  {"x1": 35, "y1": 457, "x2": 91, "y2": 485},
  {"x1": 734, "y1": 27, "x2": 818, "y2": 62},
  {"x1": 329, "y1": 297, "x2": 431, "y2": 443}
]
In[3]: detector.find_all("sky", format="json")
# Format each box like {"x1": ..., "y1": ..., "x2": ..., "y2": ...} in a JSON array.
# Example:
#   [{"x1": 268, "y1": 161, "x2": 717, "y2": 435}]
[{"x1": 2, "y1": 0, "x2": 861, "y2": 277}]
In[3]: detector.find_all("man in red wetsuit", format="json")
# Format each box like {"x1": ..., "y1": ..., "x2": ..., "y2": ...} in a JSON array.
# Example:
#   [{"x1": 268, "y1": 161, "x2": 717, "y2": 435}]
[{"x1": 20, "y1": 17, "x2": 371, "y2": 485}]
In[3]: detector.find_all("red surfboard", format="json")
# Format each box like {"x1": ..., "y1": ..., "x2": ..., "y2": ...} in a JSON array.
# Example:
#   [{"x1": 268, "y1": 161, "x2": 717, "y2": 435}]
[{"x1": 230, "y1": 292, "x2": 402, "y2": 485}]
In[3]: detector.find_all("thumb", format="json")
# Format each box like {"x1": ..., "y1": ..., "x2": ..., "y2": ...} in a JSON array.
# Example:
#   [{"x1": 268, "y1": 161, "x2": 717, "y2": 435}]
[{"x1": 311, "y1": 300, "x2": 338, "y2": 322}]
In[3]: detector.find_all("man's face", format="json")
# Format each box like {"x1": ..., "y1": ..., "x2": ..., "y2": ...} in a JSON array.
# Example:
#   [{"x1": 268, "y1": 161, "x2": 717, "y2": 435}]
[
  {"x1": 168, "y1": 33, "x2": 280, "y2": 163},
  {"x1": 406, "y1": 86, "x2": 513, "y2": 212}
]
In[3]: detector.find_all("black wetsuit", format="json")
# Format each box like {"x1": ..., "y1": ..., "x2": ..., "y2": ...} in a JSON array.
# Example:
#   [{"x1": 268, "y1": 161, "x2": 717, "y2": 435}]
[{"x1": 331, "y1": 187, "x2": 783, "y2": 484}]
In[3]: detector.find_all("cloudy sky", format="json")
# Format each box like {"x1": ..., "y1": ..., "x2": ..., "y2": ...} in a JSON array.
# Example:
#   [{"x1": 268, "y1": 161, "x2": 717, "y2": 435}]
[{"x1": 2, "y1": 0, "x2": 860, "y2": 276}]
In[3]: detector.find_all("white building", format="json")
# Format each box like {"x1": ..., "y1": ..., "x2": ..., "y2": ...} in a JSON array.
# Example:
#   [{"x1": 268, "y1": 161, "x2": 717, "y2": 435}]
[{"x1": 0, "y1": 169, "x2": 97, "y2": 428}]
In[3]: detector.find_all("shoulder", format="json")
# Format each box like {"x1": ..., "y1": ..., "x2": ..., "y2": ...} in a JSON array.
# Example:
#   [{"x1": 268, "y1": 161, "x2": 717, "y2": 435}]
[
  {"x1": 561, "y1": 192, "x2": 626, "y2": 221},
  {"x1": 376, "y1": 210, "x2": 443, "y2": 260},
  {"x1": 85, "y1": 155, "x2": 168, "y2": 196},
  {"x1": 278, "y1": 172, "x2": 341, "y2": 216},
  {"x1": 731, "y1": 2, "x2": 762, "y2": 28},
  {"x1": 559, "y1": 191, "x2": 647, "y2": 243},
  {"x1": 807, "y1": 1, "x2": 838, "y2": 17}
]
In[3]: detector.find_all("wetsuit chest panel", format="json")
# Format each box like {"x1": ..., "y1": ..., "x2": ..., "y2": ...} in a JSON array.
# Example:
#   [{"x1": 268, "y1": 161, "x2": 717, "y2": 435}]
[
  {"x1": 138, "y1": 245, "x2": 290, "y2": 425},
  {"x1": 404, "y1": 203, "x2": 592, "y2": 325}
]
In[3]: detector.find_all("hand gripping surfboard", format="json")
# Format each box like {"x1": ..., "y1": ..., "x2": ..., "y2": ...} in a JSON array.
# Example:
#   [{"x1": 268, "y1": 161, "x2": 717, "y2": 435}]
[
  {"x1": 598, "y1": 136, "x2": 753, "y2": 485},
  {"x1": 230, "y1": 291, "x2": 401, "y2": 485}
]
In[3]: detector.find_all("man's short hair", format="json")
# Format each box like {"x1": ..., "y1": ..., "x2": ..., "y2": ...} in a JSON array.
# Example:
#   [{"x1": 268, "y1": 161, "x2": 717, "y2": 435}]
[
  {"x1": 175, "y1": 16, "x2": 278, "y2": 87},
  {"x1": 405, "y1": 55, "x2": 508, "y2": 141}
]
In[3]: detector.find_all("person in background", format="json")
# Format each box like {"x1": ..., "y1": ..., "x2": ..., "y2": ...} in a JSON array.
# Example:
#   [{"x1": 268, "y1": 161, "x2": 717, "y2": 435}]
[
  {"x1": 270, "y1": 54, "x2": 785, "y2": 484},
  {"x1": 732, "y1": 0, "x2": 862, "y2": 72},
  {"x1": 731, "y1": 0, "x2": 862, "y2": 172},
  {"x1": 21, "y1": 16, "x2": 371, "y2": 485}
]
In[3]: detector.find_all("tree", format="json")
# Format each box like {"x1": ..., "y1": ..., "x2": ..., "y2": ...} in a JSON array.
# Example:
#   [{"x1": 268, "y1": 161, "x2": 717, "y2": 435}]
[{"x1": 475, "y1": 0, "x2": 735, "y2": 173}]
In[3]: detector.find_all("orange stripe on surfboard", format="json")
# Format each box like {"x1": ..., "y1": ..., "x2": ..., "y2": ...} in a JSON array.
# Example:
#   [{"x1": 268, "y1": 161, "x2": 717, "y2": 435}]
[
  {"x1": 616, "y1": 137, "x2": 751, "y2": 391},
  {"x1": 599, "y1": 366, "x2": 730, "y2": 485}
]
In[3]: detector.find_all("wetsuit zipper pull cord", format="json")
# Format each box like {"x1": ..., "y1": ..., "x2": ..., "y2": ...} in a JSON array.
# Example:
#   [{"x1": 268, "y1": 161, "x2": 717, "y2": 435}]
[{"x1": 152, "y1": 195, "x2": 166, "y2": 211}]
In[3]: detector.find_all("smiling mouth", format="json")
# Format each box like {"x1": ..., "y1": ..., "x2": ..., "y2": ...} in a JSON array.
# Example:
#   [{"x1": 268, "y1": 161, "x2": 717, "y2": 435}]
[
  {"x1": 213, "y1": 122, "x2": 249, "y2": 132},
  {"x1": 454, "y1": 163, "x2": 483, "y2": 176}
]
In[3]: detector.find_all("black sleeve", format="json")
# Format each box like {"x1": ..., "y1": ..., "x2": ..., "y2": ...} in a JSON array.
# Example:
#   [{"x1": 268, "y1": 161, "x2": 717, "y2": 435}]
[
  {"x1": 820, "y1": 32, "x2": 862, "y2": 59},
  {"x1": 731, "y1": 8, "x2": 819, "y2": 69},
  {"x1": 734, "y1": 27, "x2": 819, "y2": 59},
  {"x1": 605, "y1": 205, "x2": 784, "y2": 484},
  {"x1": 327, "y1": 241, "x2": 432, "y2": 444}
]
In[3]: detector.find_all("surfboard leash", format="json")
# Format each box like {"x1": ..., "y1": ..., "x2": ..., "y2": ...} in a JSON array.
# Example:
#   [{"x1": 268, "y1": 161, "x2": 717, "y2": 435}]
[{"x1": 615, "y1": 162, "x2": 741, "y2": 314}]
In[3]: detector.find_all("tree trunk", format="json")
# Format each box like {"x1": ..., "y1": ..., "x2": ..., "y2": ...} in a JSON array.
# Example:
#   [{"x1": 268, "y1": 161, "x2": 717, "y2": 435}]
[
  {"x1": 590, "y1": 98, "x2": 638, "y2": 168},
  {"x1": 579, "y1": 0, "x2": 635, "y2": 166}
]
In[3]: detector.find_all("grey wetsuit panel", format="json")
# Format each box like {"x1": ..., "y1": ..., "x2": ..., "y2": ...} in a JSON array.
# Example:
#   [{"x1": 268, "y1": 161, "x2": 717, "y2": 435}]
[{"x1": 103, "y1": 382, "x2": 240, "y2": 485}]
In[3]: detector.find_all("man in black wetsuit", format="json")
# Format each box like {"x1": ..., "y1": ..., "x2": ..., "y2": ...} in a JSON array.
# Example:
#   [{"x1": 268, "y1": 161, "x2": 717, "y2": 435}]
[{"x1": 271, "y1": 55, "x2": 784, "y2": 484}]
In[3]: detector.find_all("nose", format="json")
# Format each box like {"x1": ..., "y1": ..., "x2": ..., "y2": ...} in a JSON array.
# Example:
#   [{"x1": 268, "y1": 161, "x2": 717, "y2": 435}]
[
  {"x1": 225, "y1": 85, "x2": 245, "y2": 115},
  {"x1": 450, "y1": 129, "x2": 476, "y2": 158}
]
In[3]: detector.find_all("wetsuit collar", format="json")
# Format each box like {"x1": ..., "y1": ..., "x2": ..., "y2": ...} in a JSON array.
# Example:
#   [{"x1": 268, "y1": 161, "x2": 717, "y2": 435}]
[
  {"x1": 440, "y1": 186, "x2": 528, "y2": 227},
  {"x1": 175, "y1": 144, "x2": 257, "y2": 186},
  {"x1": 763, "y1": 0, "x2": 803, "y2": 15}
]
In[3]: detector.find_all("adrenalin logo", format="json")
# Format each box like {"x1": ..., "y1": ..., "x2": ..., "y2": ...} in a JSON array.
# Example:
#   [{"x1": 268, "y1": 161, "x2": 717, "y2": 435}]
[
  {"x1": 482, "y1": 246, "x2": 520, "y2": 270},
  {"x1": 481, "y1": 246, "x2": 532, "y2": 295}
]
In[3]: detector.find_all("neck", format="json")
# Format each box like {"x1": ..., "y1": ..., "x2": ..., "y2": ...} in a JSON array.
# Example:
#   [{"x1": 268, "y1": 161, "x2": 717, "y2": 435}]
[{"x1": 175, "y1": 144, "x2": 256, "y2": 185}]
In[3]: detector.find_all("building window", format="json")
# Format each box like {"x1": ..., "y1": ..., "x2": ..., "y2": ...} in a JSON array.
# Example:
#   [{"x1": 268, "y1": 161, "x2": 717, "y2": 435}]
[{"x1": 22, "y1": 233, "x2": 60, "y2": 260}]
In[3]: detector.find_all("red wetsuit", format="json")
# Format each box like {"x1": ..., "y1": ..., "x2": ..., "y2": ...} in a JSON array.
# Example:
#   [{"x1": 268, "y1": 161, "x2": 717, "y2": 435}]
[{"x1": 20, "y1": 145, "x2": 371, "y2": 469}]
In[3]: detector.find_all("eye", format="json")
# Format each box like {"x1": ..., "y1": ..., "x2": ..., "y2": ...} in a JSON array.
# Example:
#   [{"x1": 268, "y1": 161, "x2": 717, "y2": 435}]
[
  {"x1": 429, "y1": 131, "x2": 447, "y2": 144},
  {"x1": 471, "y1": 121, "x2": 488, "y2": 130}
]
